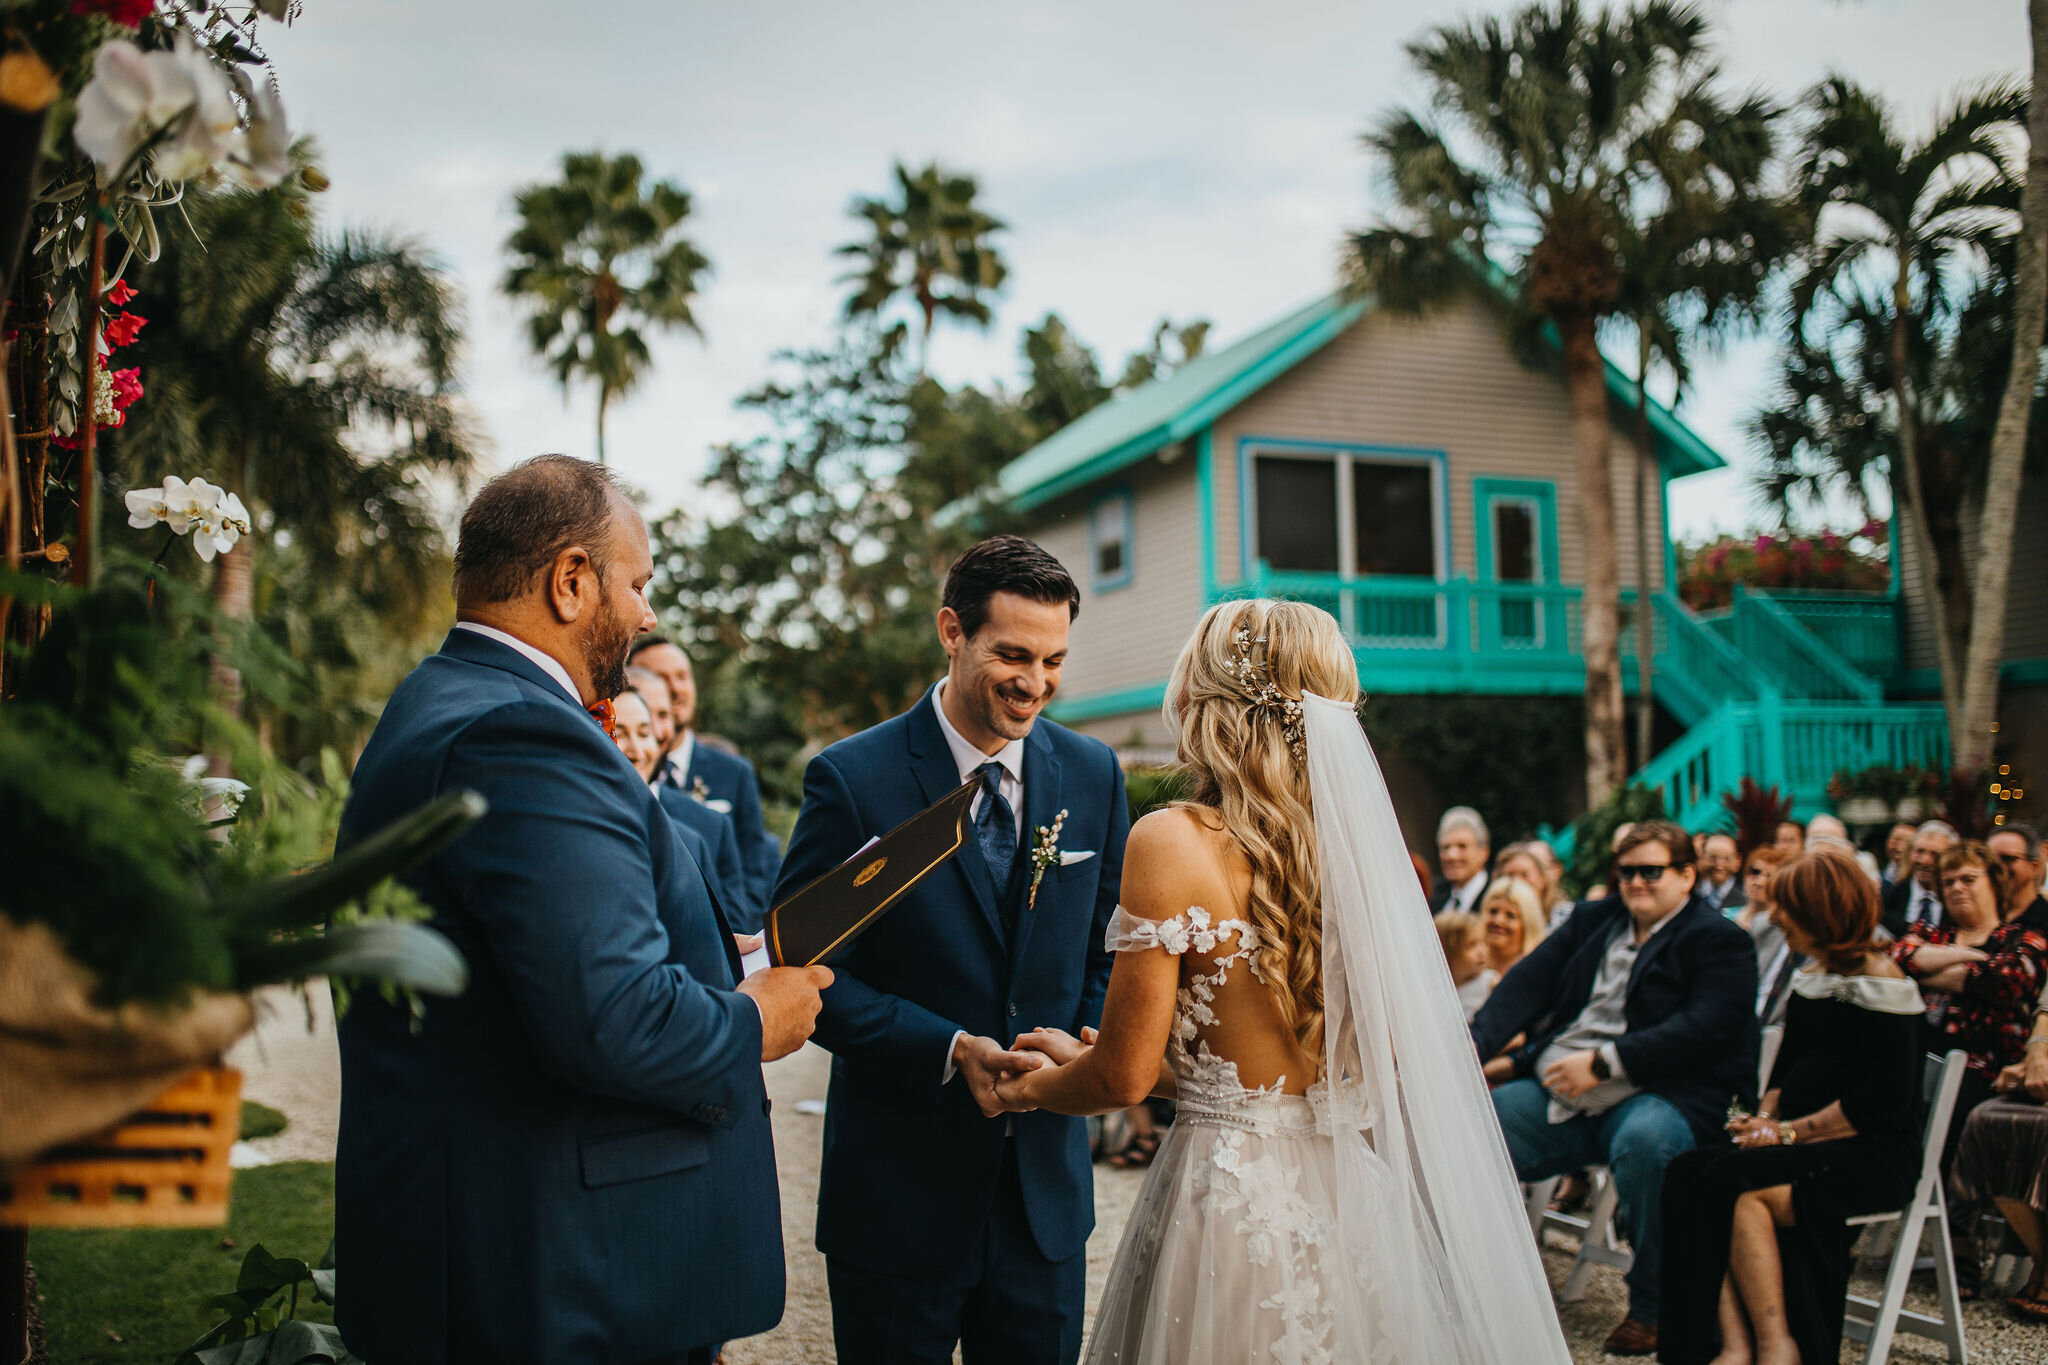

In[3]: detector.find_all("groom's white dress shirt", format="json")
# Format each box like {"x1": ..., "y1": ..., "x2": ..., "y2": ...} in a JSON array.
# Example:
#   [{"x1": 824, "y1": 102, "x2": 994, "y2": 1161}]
[
  {"x1": 453, "y1": 621, "x2": 579, "y2": 705},
  {"x1": 1905, "y1": 883, "x2": 1945, "y2": 931},
  {"x1": 932, "y1": 680, "x2": 1026, "y2": 1085}
]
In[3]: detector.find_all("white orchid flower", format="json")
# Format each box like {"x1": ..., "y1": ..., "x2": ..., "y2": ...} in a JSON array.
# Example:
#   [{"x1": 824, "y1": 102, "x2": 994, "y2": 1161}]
[
  {"x1": 191, "y1": 489, "x2": 250, "y2": 562},
  {"x1": 160, "y1": 475, "x2": 222, "y2": 535},
  {"x1": 71, "y1": 37, "x2": 240, "y2": 188},
  {"x1": 125, "y1": 483, "x2": 171, "y2": 530},
  {"x1": 72, "y1": 41, "x2": 200, "y2": 186},
  {"x1": 227, "y1": 69, "x2": 291, "y2": 189}
]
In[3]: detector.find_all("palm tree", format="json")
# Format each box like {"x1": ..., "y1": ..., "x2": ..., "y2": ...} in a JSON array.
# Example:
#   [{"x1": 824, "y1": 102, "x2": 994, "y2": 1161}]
[
  {"x1": 502, "y1": 151, "x2": 709, "y2": 464},
  {"x1": 1789, "y1": 77, "x2": 2025, "y2": 763},
  {"x1": 119, "y1": 147, "x2": 479, "y2": 765},
  {"x1": 838, "y1": 162, "x2": 1007, "y2": 377},
  {"x1": 1346, "y1": 0, "x2": 1762, "y2": 804},
  {"x1": 1613, "y1": 79, "x2": 1791, "y2": 766}
]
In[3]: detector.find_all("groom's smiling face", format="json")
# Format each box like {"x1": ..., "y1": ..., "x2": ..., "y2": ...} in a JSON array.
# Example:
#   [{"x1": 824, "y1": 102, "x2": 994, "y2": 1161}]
[{"x1": 940, "y1": 591, "x2": 1070, "y2": 750}]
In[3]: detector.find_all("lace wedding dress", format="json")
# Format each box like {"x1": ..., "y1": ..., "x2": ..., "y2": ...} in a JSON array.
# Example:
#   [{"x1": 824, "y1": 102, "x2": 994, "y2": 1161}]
[{"x1": 1082, "y1": 696, "x2": 1569, "y2": 1365}]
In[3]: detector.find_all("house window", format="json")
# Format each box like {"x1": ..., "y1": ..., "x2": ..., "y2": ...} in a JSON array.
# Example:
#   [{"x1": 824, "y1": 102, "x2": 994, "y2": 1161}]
[
  {"x1": 1251, "y1": 449, "x2": 1438, "y2": 577},
  {"x1": 1089, "y1": 488, "x2": 1134, "y2": 591},
  {"x1": 1492, "y1": 499, "x2": 1538, "y2": 583}
]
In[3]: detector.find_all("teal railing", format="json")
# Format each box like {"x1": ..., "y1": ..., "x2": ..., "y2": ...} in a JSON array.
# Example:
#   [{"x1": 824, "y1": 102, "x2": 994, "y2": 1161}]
[
  {"x1": 1751, "y1": 590, "x2": 1902, "y2": 685},
  {"x1": 1731, "y1": 586, "x2": 1881, "y2": 702}
]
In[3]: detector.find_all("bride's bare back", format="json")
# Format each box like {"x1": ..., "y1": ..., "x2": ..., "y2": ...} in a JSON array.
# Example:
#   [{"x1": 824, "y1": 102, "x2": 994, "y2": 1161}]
[{"x1": 1123, "y1": 804, "x2": 1320, "y2": 1096}]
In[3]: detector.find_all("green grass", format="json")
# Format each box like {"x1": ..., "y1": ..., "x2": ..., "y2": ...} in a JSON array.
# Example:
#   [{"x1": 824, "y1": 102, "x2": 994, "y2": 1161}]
[
  {"x1": 28, "y1": 1161, "x2": 336, "y2": 1365},
  {"x1": 238, "y1": 1101, "x2": 289, "y2": 1142}
]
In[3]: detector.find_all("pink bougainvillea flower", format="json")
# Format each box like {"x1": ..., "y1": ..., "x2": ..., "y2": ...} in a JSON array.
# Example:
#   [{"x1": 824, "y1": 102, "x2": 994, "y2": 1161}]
[
  {"x1": 71, "y1": 0, "x2": 156, "y2": 30},
  {"x1": 106, "y1": 278, "x2": 138, "y2": 306},
  {"x1": 110, "y1": 366, "x2": 143, "y2": 411},
  {"x1": 102, "y1": 310, "x2": 146, "y2": 348}
]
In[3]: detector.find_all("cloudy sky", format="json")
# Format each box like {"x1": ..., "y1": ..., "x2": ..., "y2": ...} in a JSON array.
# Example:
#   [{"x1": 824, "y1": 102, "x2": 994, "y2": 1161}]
[{"x1": 262, "y1": 0, "x2": 2020, "y2": 540}]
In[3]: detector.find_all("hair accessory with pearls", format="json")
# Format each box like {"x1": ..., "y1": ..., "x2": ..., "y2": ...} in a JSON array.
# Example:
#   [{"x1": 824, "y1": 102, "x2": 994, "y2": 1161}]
[{"x1": 1226, "y1": 626, "x2": 1307, "y2": 761}]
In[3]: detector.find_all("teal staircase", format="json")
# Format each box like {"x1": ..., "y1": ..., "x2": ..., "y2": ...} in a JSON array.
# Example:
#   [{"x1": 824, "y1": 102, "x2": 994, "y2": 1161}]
[{"x1": 1555, "y1": 587, "x2": 1947, "y2": 857}]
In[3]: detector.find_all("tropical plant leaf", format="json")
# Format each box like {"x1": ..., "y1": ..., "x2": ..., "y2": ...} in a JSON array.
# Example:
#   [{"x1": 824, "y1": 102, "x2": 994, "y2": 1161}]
[{"x1": 234, "y1": 919, "x2": 469, "y2": 995}]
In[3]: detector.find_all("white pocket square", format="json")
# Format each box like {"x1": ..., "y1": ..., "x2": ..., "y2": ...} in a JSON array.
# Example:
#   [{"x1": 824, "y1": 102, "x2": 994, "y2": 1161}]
[
  {"x1": 704, "y1": 798, "x2": 734, "y2": 815},
  {"x1": 1059, "y1": 850, "x2": 1096, "y2": 866}
]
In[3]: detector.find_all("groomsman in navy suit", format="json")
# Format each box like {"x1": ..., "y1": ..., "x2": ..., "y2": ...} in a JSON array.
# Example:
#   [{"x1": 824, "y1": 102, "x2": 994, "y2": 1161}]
[
  {"x1": 778, "y1": 536, "x2": 1130, "y2": 1365},
  {"x1": 633, "y1": 634, "x2": 780, "y2": 910},
  {"x1": 334, "y1": 456, "x2": 831, "y2": 1364}
]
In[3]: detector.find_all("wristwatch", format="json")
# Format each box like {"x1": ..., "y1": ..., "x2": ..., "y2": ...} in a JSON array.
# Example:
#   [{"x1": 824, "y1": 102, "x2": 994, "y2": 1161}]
[{"x1": 1590, "y1": 1051, "x2": 1612, "y2": 1082}]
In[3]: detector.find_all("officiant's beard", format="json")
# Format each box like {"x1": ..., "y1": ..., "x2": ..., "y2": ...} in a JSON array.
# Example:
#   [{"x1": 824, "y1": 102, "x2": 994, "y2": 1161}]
[{"x1": 582, "y1": 593, "x2": 636, "y2": 702}]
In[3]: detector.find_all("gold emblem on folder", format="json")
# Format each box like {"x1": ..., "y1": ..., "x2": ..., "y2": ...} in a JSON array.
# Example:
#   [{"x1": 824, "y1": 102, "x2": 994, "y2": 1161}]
[{"x1": 853, "y1": 857, "x2": 888, "y2": 887}]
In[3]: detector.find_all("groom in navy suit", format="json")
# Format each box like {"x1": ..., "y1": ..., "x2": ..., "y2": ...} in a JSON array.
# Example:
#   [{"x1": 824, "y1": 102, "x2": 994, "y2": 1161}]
[
  {"x1": 777, "y1": 536, "x2": 1130, "y2": 1365},
  {"x1": 334, "y1": 456, "x2": 831, "y2": 1365}
]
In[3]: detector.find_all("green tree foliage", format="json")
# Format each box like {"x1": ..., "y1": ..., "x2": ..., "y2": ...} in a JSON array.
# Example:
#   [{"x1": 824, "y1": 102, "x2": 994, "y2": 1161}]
[
  {"x1": 1345, "y1": 0, "x2": 1776, "y2": 805},
  {"x1": 1778, "y1": 76, "x2": 2025, "y2": 763},
  {"x1": 838, "y1": 161, "x2": 1007, "y2": 376},
  {"x1": 502, "y1": 150, "x2": 710, "y2": 463}
]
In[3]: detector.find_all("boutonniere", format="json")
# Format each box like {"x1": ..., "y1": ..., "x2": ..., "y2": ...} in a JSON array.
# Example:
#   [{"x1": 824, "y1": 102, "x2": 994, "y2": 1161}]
[
  {"x1": 1027, "y1": 808, "x2": 1069, "y2": 911},
  {"x1": 689, "y1": 776, "x2": 712, "y2": 804}
]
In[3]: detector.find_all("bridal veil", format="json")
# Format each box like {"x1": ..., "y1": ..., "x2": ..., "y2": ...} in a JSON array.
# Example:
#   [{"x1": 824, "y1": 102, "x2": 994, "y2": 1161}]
[{"x1": 1301, "y1": 692, "x2": 1570, "y2": 1364}]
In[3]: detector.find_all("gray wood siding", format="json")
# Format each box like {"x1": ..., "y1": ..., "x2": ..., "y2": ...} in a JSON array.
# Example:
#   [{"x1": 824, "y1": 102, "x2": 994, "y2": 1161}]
[
  {"x1": 1027, "y1": 455, "x2": 1204, "y2": 703},
  {"x1": 1207, "y1": 293, "x2": 1666, "y2": 598},
  {"x1": 1899, "y1": 474, "x2": 2048, "y2": 673}
]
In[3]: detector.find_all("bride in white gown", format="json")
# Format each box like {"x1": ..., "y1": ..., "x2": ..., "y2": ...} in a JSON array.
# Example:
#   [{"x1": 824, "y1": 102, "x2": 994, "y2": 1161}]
[{"x1": 995, "y1": 599, "x2": 1570, "y2": 1365}]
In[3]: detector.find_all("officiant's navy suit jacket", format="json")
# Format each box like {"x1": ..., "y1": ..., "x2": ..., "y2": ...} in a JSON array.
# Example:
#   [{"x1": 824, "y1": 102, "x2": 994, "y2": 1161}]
[
  {"x1": 776, "y1": 686, "x2": 1128, "y2": 1275},
  {"x1": 333, "y1": 628, "x2": 779, "y2": 1364}
]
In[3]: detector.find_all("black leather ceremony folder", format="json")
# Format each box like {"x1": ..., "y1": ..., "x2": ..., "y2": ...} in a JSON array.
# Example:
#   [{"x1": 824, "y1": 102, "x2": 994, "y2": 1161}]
[{"x1": 765, "y1": 776, "x2": 981, "y2": 967}]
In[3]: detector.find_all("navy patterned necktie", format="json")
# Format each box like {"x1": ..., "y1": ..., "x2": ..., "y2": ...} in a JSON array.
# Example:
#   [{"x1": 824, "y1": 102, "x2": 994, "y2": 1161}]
[{"x1": 973, "y1": 760, "x2": 1017, "y2": 892}]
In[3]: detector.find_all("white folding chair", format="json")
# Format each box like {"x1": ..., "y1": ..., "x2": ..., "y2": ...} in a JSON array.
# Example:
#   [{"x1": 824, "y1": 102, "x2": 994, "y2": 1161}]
[{"x1": 1841, "y1": 1049, "x2": 1970, "y2": 1365}]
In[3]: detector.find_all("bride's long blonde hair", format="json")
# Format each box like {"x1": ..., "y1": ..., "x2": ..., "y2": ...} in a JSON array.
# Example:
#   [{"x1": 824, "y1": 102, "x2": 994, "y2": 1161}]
[{"x1": 1163, "y1": 599, "x2": 1359, "y2": 1062}]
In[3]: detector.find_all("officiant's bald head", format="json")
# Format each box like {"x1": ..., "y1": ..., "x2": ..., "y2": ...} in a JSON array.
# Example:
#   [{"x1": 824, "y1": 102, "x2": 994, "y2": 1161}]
[{"x1": 453, "y1": 454, "x2": 655, "y2": 703}]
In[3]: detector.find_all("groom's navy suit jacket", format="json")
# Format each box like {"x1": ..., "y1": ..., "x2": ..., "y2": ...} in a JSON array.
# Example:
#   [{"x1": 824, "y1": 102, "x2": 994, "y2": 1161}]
[
  {"x1": 776, "y1": 687, "x2": 1129, "y2": 1276},
  {"x1": 333, "y1": 629, "x2": 780, "y2": 1364}
]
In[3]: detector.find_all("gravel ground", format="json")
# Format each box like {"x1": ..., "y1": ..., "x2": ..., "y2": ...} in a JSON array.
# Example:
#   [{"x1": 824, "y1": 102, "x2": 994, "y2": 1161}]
[{"x1": 226, "y1": 1005, "x2": 2043, "y2": 1363}]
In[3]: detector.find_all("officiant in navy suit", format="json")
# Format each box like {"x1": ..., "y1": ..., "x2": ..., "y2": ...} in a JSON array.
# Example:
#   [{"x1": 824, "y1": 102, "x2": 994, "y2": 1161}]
[
  {"x1": 333, "y1": 456, "x2": 831, "y2": 1365},
  {"x1": 777, "y1": 536, "x2": 1130, "y2": 1365}
]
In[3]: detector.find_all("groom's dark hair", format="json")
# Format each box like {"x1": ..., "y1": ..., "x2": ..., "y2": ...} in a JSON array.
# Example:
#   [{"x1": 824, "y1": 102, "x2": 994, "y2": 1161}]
[
  {"x1": 942, "y1": 535, "x2": 1079, "y2": 639},
  {"x1": 454, "y1": 454, "x2": 622, "y2": 605}
]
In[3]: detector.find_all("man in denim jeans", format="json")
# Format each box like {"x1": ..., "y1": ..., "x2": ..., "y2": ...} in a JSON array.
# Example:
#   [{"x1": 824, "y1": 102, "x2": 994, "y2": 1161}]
[{"x1": 1472, "y1": 821, "x2": 1760, "y2": 1356}]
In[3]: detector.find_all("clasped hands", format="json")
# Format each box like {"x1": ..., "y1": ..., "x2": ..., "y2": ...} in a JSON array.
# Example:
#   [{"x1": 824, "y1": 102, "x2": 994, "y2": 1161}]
[{"x1": 956, "y1": 1026, "x2": 1098, "y2": 1118}]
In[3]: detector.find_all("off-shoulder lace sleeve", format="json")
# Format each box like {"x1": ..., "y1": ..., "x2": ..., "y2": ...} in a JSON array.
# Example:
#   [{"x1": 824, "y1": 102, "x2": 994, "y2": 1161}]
[{"x1": 1104, "y1": 904, "x2": 1256, "y2": 959}]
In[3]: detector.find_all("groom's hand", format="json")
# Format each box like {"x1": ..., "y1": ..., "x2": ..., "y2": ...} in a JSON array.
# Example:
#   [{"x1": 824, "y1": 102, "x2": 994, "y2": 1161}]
[
  {"x1": 739, "y1": 965, "x2": 833, "y2": 1062},
  {"x1": 954, "y1": 1033, "x2": 1046, "y2": 1117}
]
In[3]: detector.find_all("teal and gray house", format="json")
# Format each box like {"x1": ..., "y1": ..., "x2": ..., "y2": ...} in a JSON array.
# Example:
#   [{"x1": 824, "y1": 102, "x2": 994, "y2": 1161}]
[{"x1": 994, "y1": 287, "x2": 1950, "y2": 838}]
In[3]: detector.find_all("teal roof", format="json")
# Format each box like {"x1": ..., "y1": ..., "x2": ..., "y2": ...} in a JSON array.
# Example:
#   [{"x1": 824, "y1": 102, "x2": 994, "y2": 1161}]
[{"x1": 997, "y1": 289, "x2": 1726, "y2": 512}]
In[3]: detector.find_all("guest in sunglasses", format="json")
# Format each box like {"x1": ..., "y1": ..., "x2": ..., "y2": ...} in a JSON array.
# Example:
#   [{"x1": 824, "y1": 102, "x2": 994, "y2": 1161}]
[{"x1": 1473, "y1": 821, "x2": 1761, "y2": 1357}]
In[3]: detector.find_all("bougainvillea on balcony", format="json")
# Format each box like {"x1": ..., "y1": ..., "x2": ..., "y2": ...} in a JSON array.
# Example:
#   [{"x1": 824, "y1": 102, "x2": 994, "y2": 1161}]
[{"x1": 1678, "y1": 522, "x2": 1890, "y2": 612}]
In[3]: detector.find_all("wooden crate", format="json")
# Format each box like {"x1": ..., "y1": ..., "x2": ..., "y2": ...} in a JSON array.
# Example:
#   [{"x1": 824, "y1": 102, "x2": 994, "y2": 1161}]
[{"x1": 0, "y1": 1067, "x2": 241, "y2": 1228}]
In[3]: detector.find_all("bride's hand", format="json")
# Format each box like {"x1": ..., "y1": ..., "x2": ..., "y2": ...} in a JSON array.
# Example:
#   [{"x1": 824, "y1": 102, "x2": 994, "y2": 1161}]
[{"x1": 1012, "y1": 1025, "x2": 1098, "y2": 1066}]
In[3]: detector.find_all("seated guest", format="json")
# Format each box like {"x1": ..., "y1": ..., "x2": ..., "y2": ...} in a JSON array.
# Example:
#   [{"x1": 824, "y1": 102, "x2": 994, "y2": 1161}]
[
  {"x1": 1473, "y1": 820, "x2": 1760, "y2": 1356},
  {"x1": 1807, "y1": 813, "x2": 1884, "y2": 884},
  {"x1": 1881, "y1": 819, "x2": 1958, "y2": 938},
  {"x1": 1498, "y1": 841, "x2": 1567, "y2": 918},
  {"x1": 1736, "y1": 847, "x2": 1799, "y2": 1027},
  {"x1": 1437, "y1": 910, "x2": 1495, "y2": 1021},
  {"x1": 1698, "y1": 833, "x2": 1744, "y2": 916},
  {"x1": 1952, "y1": 994, "x2": 2048, "y2": 1323},
  {"x1": 614, "y1": 688, "x2": 761, "y2": 933},
  {"x1": 631, "y1": 633, "x2": 779, "y2": 910},
  {"x1": 1772, "y1": 820, "x2": 1805, "y2": 859},
  {"x1": 1429, "y1": 805, "x2": 1492, "y2": 914},
  {"x1": 1480, "y1": 874, "x2": 1546, "y2": 978},
  {"x1": 1892, "y1": 839, "x2": 2048, "y2": 1296},
  {"x1": 1881, "y1": 819, "x2": 1917, "y2": 891},
  {"x1": 1991, "y1": 822, "x2": 2048, "y2": 933},
  {"x1": 1657, "y1": 850, "x2": 1925, "y2": 1365}
]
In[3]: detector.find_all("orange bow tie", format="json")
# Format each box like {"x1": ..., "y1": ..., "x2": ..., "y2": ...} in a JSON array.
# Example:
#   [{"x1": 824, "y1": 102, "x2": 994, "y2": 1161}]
[{"x1": 587, "y1": 697, "x2": 616, "y2": 739}]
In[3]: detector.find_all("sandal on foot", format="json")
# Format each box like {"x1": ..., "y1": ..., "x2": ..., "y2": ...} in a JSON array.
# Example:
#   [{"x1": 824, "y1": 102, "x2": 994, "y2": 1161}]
[
  {"x1": 2007, "y1": 1294, "x2": 2048, "y2": 1322},
  {"x1": 1108, "y1": 1132, "x2": 1161, "y2": 1168},
  {"x1": 1548, "y1": 1176, "x2": 1589, "y2": 1215}
]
